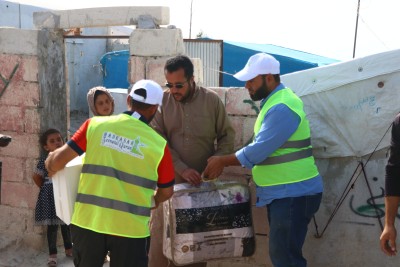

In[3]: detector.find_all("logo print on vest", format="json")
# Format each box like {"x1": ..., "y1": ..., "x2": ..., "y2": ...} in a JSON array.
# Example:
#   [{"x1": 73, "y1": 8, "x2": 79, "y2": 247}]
[{"x1": 101, "y1": 132, "x2": 147, "y2": 159}]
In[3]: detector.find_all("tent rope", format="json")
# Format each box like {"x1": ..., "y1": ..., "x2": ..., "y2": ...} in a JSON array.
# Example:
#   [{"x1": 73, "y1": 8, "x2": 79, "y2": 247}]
[
  {"x1": 314, "y1": 120, "x2": 393, "y2": 238},
  {"x1": 360, "y1": 160, "x2": 384, "y2": 231}
]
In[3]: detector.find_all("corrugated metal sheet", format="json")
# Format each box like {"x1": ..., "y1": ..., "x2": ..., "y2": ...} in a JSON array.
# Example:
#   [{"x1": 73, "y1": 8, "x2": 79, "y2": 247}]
[{"x1": 184, "y1": 39, "x2": 223, "y2": 87}]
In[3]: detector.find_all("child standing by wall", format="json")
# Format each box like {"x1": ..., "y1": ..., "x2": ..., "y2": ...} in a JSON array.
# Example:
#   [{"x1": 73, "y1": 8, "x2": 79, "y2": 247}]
[
  {"x1": 33, "y1": 128, "x2": 73, "y2": 267},
  {"x1": 87, "y1": 86, "x2": 115, "y2": 116}
]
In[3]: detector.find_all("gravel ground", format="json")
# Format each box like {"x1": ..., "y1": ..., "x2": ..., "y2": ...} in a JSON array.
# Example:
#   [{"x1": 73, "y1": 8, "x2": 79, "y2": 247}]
[{"x1": 0, "y1": 235, "x2": 110, "y2": 267}]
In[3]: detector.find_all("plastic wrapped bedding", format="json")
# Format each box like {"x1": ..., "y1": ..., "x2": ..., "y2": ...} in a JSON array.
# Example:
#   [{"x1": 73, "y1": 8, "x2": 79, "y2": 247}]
[{"x1": 163, "y1": 181, "x2": 255, "y2": 265}]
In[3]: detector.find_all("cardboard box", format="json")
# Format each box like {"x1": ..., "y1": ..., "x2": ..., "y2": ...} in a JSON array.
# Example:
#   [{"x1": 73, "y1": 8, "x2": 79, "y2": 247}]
[{"x1": 53, "y1": 155, "x2": 83, "y2": 225}]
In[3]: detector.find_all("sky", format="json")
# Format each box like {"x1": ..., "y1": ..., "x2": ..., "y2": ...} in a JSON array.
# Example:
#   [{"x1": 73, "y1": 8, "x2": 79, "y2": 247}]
[{"x1": 6, "y1": 0, "x2": 400, "y2": 61}]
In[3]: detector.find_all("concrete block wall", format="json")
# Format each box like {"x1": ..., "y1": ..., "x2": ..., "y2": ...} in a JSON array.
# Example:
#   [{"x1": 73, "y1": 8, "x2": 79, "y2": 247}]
[
  {"x1": 128, "y1": 28, "x2": 205, "y2": 87},
  {"x1": 33, "y1": 7, "x2": 170, "y2": 29},
  {"x1": 0, "y1": 27, "x2": 67, "y2": 248},
  {"x1": 0, "y1": 28, "x2": 42, "y2": 246}
]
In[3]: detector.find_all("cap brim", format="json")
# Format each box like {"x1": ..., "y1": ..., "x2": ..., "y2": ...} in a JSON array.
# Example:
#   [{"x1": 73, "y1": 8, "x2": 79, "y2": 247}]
[{"x1": 233, "y1": 68, "x2": 258, "y2": 82}]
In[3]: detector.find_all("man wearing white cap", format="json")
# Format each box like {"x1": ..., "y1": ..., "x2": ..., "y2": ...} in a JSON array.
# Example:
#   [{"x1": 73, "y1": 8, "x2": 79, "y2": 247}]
[
  {"x1": 204, "y1": 53, "x2": 323, "y2": 267},
  {"x1": 45, "y1": 79, "x2": 175, "y2": 267}
]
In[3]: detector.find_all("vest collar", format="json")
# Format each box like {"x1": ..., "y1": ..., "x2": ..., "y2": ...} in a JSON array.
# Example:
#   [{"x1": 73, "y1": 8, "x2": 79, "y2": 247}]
[
  {"x1": 123, "y1": 111, "x2": 149, "y2": 124},
  {"x1": 260, "y1": 83, "x2": 286, "y2": 107}
]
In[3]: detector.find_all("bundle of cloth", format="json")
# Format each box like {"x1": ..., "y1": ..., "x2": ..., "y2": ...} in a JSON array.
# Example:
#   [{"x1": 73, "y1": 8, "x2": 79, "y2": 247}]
[{"x1": 163, "y1": 181, "x2": 255, "y2": 265}]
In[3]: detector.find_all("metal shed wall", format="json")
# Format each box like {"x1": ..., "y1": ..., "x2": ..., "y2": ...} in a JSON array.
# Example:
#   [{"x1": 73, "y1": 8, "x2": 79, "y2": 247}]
[{"x1": 184, "y1": 39, "x2": 223, "y2": 87}]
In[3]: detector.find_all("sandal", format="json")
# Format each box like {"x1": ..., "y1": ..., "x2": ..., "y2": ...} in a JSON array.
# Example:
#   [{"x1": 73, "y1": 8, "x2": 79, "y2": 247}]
[{"x1": 47, "y1": 257, "x2": 57, "y2": 267}]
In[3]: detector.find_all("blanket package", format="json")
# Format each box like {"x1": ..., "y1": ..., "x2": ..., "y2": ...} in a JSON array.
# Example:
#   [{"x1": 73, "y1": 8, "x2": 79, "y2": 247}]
[
  {"x1": 53, "y1": 155, "x2": 83, "y2": 225},
  {"x1": 163, "y1": 181, "x2": 255, "y2": 265}
]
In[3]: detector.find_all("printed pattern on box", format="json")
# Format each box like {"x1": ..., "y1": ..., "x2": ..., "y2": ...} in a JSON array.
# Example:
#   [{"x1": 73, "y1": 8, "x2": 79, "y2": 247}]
[{"x1": 163, "y1": 181, "x2": 255, "y2": 265}]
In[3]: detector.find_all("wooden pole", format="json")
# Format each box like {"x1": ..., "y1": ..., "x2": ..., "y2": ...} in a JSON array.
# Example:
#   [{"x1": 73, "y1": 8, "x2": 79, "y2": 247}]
[{"x1": 353, "y1": 0, "x2": 361, "y2": 58}]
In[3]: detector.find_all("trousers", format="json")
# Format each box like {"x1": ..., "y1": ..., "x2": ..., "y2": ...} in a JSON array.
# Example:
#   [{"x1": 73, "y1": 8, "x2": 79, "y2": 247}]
[
  {"x1": 47, "y1": 224, "x2": 72, "y2": 255},
  {"x1": 71, "y1": 224, "x2": 150, "y2": 267},
  {"x1": 267, "y1": 193, "x2": 322, "y2": 267}
]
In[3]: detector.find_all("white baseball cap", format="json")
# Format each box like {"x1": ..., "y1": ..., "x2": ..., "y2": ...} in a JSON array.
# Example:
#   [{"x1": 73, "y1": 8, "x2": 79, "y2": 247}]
[
  {"x1": 233, "y1": 53, "x2": 280, "y2": 81},
  {"x1": 129, "y1": 80, "x2": 163, "y2": 106}
]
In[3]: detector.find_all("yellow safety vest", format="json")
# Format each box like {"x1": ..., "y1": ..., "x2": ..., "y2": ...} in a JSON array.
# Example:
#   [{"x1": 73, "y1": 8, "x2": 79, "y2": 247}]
[
  {"x1": 71, "y1": 114, "x2": 166, "y2": 238},
  {"x1": 252, "y1": 88, "x2": 319, "y2": 186}
]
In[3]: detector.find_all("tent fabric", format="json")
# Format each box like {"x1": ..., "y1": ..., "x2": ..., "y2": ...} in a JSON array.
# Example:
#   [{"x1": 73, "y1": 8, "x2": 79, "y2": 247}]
[
  {"x1": 225, "y1": 41, "x2": 338, "y2": 66},
  {"x1": 223, "y1": 41, "x2": 339, "y2": 87},
  {"x1": 281, "y1": 49, "x2": 400, "y2": 158}
]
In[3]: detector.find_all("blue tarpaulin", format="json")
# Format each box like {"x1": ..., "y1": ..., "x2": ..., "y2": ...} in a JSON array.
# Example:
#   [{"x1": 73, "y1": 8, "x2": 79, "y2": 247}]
[
  {"x1": 223, "y1": 41, "x2": 339, "y2": 87},
  {"x1": 100, "y1": 50, "x2": 130, "y2": 88}
]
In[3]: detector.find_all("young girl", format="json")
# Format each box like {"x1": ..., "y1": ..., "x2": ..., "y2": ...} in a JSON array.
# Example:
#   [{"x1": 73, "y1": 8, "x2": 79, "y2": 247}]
[
  {"x1": 87, "y1": 86, "x2": 115, "y2": 116},
  {"x1": 33, "y1": 129, "x2": 73, "y2": 267}
]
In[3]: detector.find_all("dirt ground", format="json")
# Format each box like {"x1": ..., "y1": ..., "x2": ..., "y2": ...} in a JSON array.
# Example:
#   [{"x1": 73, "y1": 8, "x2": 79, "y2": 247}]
[
  {"x1": 0, "y1": 247, "x2": 110, "y2": 267},
  {"x1": 0, "y1": 235, "x2": 111, "y2": 267}
]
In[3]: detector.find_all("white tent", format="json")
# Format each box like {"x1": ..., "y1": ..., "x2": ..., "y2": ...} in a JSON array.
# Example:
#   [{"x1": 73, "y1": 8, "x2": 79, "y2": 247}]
[
  {"x1": 281, "y1": 49, "x2": 400, "y2": 158},
  {"x1": 280, "y1": 50, "x2": 400, "y2": 267}
]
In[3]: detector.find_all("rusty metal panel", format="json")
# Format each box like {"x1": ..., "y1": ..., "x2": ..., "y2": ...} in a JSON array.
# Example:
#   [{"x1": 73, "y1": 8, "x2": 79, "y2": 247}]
[{"x1": 184, "y1": 39, "x2": 223, "y2": 87}]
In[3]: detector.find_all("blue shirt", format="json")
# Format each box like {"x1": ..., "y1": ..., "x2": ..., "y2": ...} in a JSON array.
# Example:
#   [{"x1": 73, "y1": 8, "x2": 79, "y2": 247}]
[{"x1": 235, "y1": 83, "x2": 323, "y2": 206}]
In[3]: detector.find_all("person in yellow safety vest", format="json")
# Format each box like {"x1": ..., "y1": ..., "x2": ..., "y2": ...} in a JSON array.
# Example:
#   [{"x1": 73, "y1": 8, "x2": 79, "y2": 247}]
[
  {"x1": 46, "y1": 79, "x2": 175, "y2": 267},
  {"x1": 203, "y1": 53, "x2": 323, "y2": 267}
]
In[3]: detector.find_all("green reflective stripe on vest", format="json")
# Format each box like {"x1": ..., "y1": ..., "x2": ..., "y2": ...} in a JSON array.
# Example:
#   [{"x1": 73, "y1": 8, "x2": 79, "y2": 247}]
[
  {"x1": 280, "y1": 138, "x2": 311, "y2": 149},
  {"x1": 252, "y1": 88, "x2": 319, "y2": 186},
  {"x1": 82, "y1": 164, "x2": 157, "y2": 190},
  {"x1": 258, "y1": 147, "x2": 312, "y2": 165},
  {"x1": 76, "y1": 193, "x2": 150, "y2": 217},
  {"x1": 71, "y1": 114, "x2": 166, "y2": 238}
]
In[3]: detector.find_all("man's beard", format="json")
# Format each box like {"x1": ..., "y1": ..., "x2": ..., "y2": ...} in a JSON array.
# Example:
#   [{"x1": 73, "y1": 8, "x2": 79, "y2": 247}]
[
  {"x1": 173, "y1": 83, "x2": 193, "y2": 103},
  {"x1": 250, "y1": 77, "x2": 269, "y2": 101}
]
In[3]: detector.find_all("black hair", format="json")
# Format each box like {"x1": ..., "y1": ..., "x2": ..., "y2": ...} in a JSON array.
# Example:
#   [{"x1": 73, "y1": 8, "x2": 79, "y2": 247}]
[
  {"x1": 164, "y1": 55, "x2": 194, "y2": 80},
  {"x1": 129, "y1": 97, "x2": 154, "y2": 110},
  {"x1": 273, "y1": 74, "x2": 281, "y2": 83},
  {"x1": 94, "y1": 90, "x2": 107, "y2": 103},
  {"x1": 39, "y1": 128, "x2": 61, "y2": 148}
]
